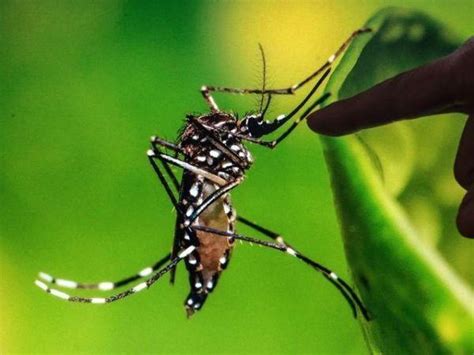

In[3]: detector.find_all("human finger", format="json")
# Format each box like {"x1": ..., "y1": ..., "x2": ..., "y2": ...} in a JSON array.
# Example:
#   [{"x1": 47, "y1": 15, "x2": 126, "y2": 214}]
[{"x1": 307, "y1": 41, "x2": 468, "y2": 136}]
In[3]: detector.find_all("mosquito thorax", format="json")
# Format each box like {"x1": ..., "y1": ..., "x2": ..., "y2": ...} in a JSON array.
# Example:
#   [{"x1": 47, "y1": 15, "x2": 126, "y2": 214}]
[{"x1": 179, "y1": 112, "x2": 253, "y2": 175}]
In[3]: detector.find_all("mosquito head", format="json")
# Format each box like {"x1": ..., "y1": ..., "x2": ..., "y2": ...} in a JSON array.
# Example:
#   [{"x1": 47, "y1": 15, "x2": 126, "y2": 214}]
[{"x1": 239, "y1": 113, "x2": 272, "y2": 138}]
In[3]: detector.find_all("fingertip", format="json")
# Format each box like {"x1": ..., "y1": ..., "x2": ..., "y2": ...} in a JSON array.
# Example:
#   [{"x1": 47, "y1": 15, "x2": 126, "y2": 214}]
[
  {"x1": 456, "y1": 189, "x2": 474, "y2": 238},
  {"x1": 306, "y1": 105, "x2": 348, "y2": 137}
]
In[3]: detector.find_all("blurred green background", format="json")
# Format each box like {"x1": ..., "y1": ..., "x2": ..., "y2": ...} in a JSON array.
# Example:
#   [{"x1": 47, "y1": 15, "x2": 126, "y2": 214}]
[{"x1": 1, "y1": 1, "x2": 473, "y2": 354}]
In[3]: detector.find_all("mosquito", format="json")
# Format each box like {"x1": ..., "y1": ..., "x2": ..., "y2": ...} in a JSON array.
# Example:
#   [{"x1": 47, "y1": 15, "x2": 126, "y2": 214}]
[{"x1": 35, "y1": 29, "x2": 371, "y2": 320}]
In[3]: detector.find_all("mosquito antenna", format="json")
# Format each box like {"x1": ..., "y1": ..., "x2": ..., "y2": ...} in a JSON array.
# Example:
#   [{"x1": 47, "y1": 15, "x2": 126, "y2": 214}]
[
  {"x1": 261, "y1": 93, "x2": 272, "y2": 118},
  {"x1": 258, "y1": 43, "x2": 267, "y2": 113}
]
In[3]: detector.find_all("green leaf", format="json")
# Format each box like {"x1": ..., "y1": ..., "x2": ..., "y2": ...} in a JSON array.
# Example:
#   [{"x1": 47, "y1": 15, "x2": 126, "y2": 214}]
[{"x1": 319, "y1": 8, "x2": 474, "y2": 354}]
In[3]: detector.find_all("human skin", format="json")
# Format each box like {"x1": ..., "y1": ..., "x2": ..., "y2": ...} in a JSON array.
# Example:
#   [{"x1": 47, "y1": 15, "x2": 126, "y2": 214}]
[{"x1": 307, "y1": 38, "x2": 474, "y2": 238}]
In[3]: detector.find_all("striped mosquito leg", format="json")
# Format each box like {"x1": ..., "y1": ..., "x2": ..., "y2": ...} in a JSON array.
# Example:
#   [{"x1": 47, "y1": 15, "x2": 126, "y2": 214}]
[
  {"x1": 191, "y1": 225, "x2": 370, "y2": 320},
  {"x1": 237, "y1": 216, "x2": 289, "y2": 246},
  {"x1": 37, "y1": 253, "x2": 170, "y2": 291},
  {"x1": 150, "y1": 136, "x2": 183, "y2": 191},
  {"x1": 34, "y1": 247, "x2": 196, "y2": 304},
  {"x1": 285, "y1": 28, "x2": 372, "y2": 93},
  {"x1": 150, "y1": 136, "x2": 182, "y2": 154},
  {"x1": 148, "y1": 150, "x2": 227, "y2": 186},
  {"x1": 236, "y1": 215, "x2": 365, "y2": 318},
  {"x1": 148, "y1": 151, "x2": 181, "y2": 210},
  {"x1": 200, "y1": 29, "x2": 371, "y2": 96},
  {"x1": 266, "y1": 92, "x2": 331, "y2": 148},
  {"x1": 200, "y1": 85, "x2": 220, "y2": 112}
]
